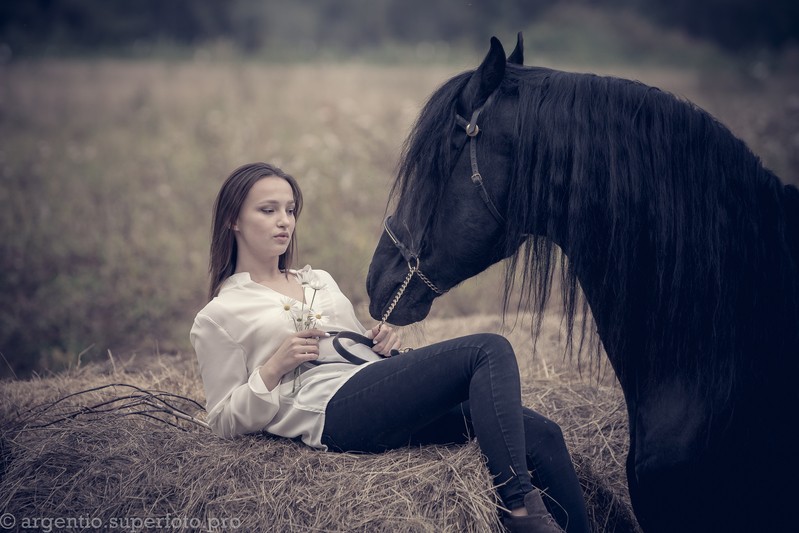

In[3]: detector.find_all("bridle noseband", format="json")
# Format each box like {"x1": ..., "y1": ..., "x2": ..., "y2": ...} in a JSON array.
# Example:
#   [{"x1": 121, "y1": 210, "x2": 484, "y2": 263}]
[
  {"x1": 378, "y1": 217, "x2": 447, "y2": 326},
  {"x1": 379, "y1": 95, "x2": 504, "y2": 326}
]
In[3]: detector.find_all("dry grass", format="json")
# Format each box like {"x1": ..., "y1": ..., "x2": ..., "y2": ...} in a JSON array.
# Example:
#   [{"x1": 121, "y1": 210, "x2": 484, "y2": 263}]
[{"x1": 1, "y1": 313, "x2": 639, "y2": 532}]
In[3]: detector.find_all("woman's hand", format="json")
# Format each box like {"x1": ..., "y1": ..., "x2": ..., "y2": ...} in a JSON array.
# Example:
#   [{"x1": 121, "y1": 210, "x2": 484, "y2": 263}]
[
  {"x1": 259, "y1": 328, "x2": 328, "y2": 390},
  {"x1": 367, "y1": 324, "x2": 403, "y2": 356}
]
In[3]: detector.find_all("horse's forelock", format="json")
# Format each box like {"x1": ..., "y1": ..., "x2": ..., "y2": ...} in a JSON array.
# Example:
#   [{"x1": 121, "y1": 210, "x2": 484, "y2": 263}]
[{"x1": 391, "y1": 72, "x2": 473, "y2": 224}]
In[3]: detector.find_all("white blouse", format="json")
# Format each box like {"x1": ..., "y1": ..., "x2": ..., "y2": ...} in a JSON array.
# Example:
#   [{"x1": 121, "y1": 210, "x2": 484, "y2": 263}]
[{"x1": 190, "y1": 266, "x2": 379, "y2": 448}]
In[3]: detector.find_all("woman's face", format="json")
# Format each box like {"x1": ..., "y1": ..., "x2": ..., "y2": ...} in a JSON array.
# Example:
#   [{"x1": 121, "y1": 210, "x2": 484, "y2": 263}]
[{"x1": 232, "y1": 176, "x2": 296, "y2": 266}]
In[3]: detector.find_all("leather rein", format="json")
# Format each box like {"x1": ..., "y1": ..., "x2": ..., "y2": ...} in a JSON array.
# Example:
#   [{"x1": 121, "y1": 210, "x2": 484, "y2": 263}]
[{"x1": 379, "y1": 97, "x2": 505, "y2": 326}]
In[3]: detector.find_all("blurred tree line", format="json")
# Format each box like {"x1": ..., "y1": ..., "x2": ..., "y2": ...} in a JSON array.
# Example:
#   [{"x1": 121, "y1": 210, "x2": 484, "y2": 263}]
[{"x1": 1, "y1": 0, "x2": 796, "y2": 57}]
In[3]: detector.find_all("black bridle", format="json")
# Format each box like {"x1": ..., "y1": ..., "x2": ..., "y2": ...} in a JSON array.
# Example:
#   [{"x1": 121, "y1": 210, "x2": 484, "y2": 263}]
[
  {"x1": 379, "y1": 96, "x2": 505, "y2": 326},
  {"x1": 454, "y1": 96, "x2": 506, "y2": 226}
]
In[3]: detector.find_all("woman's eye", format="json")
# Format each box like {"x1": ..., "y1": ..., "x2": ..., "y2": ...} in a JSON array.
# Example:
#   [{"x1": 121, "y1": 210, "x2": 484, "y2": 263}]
[
  {"x1": 287, "y1": 209, "x2": 295, "y2": 215},
  {"x1": 261, "y1": 208, "x2": 274, "y2": 214}
]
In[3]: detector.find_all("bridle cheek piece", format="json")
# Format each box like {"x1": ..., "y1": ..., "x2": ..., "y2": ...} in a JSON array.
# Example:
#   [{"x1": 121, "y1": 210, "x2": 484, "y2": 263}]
[
  {"x1": 379, "y1": 96, "x2": 505, "y2": 326},
  {"x1": 455, "y1": 96, "x2": 506, "y2": 227}
]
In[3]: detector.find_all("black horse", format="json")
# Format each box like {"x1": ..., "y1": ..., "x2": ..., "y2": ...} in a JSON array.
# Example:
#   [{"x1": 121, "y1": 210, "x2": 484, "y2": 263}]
[{"x1": 367, "y1": 34, "x2": 799, "y2": 533}]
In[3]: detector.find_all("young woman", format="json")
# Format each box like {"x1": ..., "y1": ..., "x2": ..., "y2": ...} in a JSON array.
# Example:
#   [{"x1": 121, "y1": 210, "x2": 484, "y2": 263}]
[{"x1": 191, "y1": 162, "x2": 590, "y2": 533}]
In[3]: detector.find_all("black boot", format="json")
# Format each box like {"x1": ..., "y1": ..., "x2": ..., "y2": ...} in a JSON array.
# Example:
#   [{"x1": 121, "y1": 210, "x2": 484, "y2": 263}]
[{"x1": 503, "y1": 489, "x2": 564, "y2": 533}]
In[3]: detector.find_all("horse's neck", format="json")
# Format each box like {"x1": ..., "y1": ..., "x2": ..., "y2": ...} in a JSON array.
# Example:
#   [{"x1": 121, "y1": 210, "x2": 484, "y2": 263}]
[{"x1": 546, "y1": 211, "x2": 651, "y2": 385}]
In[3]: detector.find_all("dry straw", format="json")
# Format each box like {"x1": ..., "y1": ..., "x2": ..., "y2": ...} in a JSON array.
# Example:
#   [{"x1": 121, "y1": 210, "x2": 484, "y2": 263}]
[{"x1": 1, "y1": 319, "x2": 640, "y2": 532}]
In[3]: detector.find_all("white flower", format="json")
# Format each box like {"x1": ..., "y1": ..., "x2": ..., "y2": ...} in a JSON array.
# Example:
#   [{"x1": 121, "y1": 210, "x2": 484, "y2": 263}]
[
  {"x1": 283, "y1": 266, "x2": 330, "y2": 395},
  {"x1": 279, "y1": 297, "x2": 303, "y2": 331},
  {"x1": 296, "y1": 265, "x2": 326, "y2": 290},
  {"x1": 307, "y1": 277, "x2": 327, "y2": 291},
  {"x1": 306, "y1": 310, "x2": 328, "y2": 328},
  {"x1": 295, "y1": 265, "x2": 314, "y2": 285},
  {"x1": 280, "y1": 297, "x2": 299, "y2": 314}
]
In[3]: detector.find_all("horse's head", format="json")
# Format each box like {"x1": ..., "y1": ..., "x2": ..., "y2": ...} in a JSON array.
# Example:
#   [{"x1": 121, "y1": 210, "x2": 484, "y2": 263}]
[{"x1": 367, "y1": 35, "x2": 525, "y2": 325}]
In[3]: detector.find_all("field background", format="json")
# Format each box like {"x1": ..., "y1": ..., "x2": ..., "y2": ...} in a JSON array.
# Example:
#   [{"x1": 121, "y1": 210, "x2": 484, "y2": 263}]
[
  {"x1": 2, "y1": 20, "x2": 797, "y2": 377},
  {"x1": 1, "y1": 2, "x2": 798, "y2": 530}
]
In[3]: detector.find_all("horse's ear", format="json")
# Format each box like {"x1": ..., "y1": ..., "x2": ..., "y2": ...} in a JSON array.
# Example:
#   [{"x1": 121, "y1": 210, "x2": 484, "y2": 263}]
[
  {"x1": 460, "y1": 36, "x2": 506, "y2": 113},
  {"x1": 507, "y1": 32, "x2": 523, "y2": 65}
]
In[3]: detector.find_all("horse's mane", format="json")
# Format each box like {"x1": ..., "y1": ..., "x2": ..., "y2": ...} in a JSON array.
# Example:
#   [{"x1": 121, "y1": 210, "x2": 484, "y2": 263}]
[
  {"x1": 394, "y1": 65, "x2": 798, "y2": 399},
  {"x1": 391, "y1": 71, "x2": 473, "y2": 227}
]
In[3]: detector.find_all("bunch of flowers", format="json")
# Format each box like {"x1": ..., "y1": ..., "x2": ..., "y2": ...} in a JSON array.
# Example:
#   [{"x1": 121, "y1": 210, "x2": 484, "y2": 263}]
[{"x1": 281, "y1": 266, "x2": 327, "y2": 392}]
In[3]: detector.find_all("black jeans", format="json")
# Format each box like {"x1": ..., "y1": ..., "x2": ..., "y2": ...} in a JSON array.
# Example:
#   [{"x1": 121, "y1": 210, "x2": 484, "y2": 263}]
[{"x1": 321, "y1": 334, "x2": 590, "y2": 533}]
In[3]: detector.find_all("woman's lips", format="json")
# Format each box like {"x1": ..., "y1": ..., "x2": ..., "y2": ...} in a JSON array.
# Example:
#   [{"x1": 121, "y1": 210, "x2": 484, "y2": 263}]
[{"x1": 274, "y1": 233, "x2": 290, "y2": 242}]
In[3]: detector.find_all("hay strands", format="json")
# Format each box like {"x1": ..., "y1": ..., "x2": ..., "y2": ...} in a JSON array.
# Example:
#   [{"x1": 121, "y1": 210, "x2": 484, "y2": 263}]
[{"x1": 15, "y1": 383, "x2": 210, "y2": 431}]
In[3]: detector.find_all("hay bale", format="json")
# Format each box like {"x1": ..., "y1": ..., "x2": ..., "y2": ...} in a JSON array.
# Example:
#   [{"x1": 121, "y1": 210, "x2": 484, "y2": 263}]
[
  {"x1": 0, "y1": 331, "x2": 640, "y2": 532},
  {"x1": 1, "y1": 420, "x2": 502, "y2": 532}
]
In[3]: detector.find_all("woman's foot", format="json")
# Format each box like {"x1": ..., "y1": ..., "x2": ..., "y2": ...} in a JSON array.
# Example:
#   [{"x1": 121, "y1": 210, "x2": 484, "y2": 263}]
[{"x1": 503, "y1": 489, "x2": 564, "y2": 533}]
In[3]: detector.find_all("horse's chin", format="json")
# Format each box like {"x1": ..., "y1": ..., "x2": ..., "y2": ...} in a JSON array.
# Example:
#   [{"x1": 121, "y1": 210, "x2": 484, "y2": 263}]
[
  {"x1": 383, "y1": 301, "x2": 432, "y2": 326},
  {"x1": 368, "y1": 287, "x2": 434, "y2": 326}
]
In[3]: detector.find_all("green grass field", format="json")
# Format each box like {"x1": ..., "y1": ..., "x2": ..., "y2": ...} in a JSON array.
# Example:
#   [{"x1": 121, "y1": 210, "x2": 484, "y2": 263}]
[{"x1": 1, "y1": 54, "x2": 797, "y2": 377}]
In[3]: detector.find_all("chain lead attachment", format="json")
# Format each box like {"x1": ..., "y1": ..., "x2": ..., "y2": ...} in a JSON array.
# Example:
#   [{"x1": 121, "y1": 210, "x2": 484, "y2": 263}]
[{"x1": 380, "y1": 218, "x2": 447, "y2": 327}]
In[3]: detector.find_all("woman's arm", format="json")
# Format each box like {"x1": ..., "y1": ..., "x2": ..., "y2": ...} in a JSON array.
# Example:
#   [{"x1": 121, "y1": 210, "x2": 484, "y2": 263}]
[
  {"x1": 191, "y1": 314, "x2": 283, "y2": 438},
  {"x1": 258, "y1": 328, "x2": 329, "y2": 389},
  {"x1": 366, "y1": 324, "x2": 403, "y2": 356},
  {"x1": 191, "y1": 314, "x2": 330, "y2": 438}
]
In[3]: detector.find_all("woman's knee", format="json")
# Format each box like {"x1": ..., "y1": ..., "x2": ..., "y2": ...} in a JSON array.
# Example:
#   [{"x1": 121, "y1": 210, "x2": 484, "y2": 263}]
[
  {"x1": 523, "y1": 409, "x2": 567, "y2": 452},
  {"x1": 465, "y1": 334, "x2": 520, "y2": 383},
  {"x1": 472, "y1": 333, "x2": 517, "y2": 365}
]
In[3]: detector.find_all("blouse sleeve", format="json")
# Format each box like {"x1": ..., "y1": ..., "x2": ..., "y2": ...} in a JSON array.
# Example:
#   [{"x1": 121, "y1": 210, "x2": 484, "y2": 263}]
[{"x1": 190, "y1": 313, "x2": 282, "y2": 439}]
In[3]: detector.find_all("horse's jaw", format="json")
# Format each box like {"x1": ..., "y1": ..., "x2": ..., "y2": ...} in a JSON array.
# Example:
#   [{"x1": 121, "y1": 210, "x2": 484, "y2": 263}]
[
  {"x1": 372, "y1": 297, "x2": 434, "y2": 326},
  {"x1": 366, "y1": 273, "x2": 436, "y2": 325},
  {"x1": 366, "y1": 242, "x2": 437, "y2": 325}
]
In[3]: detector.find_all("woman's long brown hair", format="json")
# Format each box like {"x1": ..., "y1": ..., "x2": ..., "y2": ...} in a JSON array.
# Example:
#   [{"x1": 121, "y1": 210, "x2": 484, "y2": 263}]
[{"x1": 208, "y1": 162, "x2": 303, "y2": 300}]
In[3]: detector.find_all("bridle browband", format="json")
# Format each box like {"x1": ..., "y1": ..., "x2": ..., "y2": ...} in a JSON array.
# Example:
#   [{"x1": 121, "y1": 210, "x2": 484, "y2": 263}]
[{"x1": 379, "y1": 95, "x2": 505, "y2": 326}]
